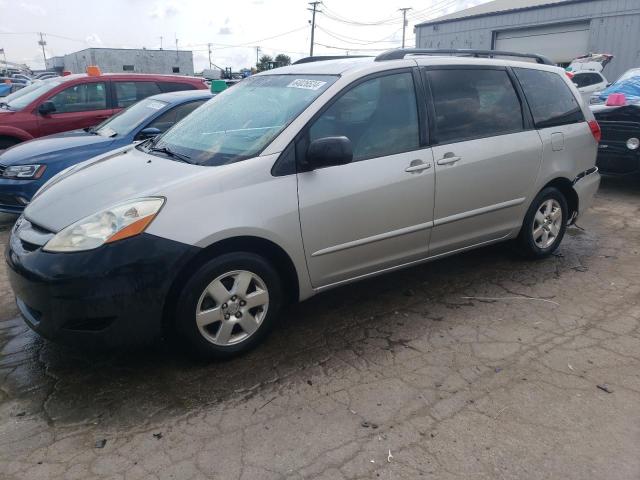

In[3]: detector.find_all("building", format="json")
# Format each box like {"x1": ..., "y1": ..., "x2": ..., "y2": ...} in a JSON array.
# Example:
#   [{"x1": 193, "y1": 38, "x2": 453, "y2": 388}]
[
  {"x1": 46, "y1": 48, "x2": 194, "y2": 75},
  {"x1": 415, "y1": 0, "x2": 640, "y2": 80}
]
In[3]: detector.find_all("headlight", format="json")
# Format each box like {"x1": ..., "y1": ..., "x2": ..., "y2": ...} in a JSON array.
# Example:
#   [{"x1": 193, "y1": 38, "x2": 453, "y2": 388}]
[
  {"x1": 627, "y1": 138, "x2": 640, "y2": 150},
  {"x1": 44, "y1": 197, "x2": 164, "y2": 252},
  {"x1": 2, "y1": 164, "x2": 46, "y2": 179}
]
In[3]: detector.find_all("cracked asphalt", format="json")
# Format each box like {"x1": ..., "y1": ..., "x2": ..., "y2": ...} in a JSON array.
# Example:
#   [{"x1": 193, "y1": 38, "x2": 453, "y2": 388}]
[{"x1": 0, "y1": 176, "x2": 639, "y2": 480}]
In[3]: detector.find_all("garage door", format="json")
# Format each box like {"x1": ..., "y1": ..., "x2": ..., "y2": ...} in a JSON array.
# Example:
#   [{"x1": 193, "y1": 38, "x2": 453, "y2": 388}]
[{"x1": 494, "y1": 22, "x2": 590, "y2": 64}]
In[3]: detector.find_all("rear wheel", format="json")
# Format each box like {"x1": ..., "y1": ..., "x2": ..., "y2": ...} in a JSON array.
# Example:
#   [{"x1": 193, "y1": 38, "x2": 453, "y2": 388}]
[
  {"x1": 175, "y1": 252, "x2": 283, "y2": 359},
  {"x1": 517, "y1": 187, "x2": 568, "y2": 258}
]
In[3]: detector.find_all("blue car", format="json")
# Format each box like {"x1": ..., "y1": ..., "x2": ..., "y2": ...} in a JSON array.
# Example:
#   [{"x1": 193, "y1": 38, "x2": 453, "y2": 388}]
[{"x1": 0, "y1": 90, "x2": 212, "y2": 214}]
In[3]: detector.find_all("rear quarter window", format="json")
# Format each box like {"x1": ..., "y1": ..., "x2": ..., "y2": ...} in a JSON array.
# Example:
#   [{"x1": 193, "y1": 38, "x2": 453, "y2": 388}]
[
  {"x1": 514, "y1": 68, "x2": 584, "y2": 129},
  {"x1": 157, "y1": 82, "x2": 197, "y2": 93}
]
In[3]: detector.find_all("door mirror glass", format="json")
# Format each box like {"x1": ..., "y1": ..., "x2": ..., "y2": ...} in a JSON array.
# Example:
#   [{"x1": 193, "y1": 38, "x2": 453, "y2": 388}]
[
  {"x1": 38, "y1": 100, "x2": 56, "y2": 115},
  {"x1": 305, "y1": 136, "x2": 353, "y2": 170},
  {"x1": 137, "y1": 127, "x2": 162, "y2": 140}
]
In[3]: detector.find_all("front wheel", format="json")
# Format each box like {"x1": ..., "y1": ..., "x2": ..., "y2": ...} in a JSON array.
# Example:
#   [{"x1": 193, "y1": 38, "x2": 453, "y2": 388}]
[
  {"x1": 175, "y1": 252, "x2": 283, "y2": 359},
  {"x1": 517, "y1": 187, "x2": 568, "y2": 258}
]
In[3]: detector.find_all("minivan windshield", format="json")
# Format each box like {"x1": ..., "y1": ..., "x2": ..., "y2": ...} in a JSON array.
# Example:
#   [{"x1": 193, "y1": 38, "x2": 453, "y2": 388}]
[
  {"x1": 1, "y1": 78, "x2": 64, "y2": 110},
  {"x1": 95, "y1": 98, "x2": 169, "y2": 137},
  {"x1": 151, "y1": 74, "x2": 337, "y2": 165}
]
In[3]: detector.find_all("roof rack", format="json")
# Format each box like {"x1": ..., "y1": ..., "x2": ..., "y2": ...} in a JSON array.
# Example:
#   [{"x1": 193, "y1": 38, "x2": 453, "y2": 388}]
[
  {"x1": 374, "y1": 48, "x2": 554, "y2": 65},
  {"x1": 293, "y1": 55, "x2": 371, "y2": 65}
]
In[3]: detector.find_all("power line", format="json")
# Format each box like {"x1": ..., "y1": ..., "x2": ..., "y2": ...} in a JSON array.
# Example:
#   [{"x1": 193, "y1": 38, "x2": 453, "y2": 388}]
[
  {"x1": 315, "y1": 42, "x2": 396, "y2": 52},
  {"x1": 316, "y1": 25, "x2": 403, "y2": 46},
  {"x1": 181, "y1": 26, "x2": 307, "y2": 50}
]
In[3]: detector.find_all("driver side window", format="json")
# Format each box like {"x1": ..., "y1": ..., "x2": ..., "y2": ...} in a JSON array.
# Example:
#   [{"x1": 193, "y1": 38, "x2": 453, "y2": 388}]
[
  {"x1": 48, "y1": 82, "x2": 107, "y2": 113},
  {"x1": 309, "y1": 72, "x2": 419, "y2": 161}
]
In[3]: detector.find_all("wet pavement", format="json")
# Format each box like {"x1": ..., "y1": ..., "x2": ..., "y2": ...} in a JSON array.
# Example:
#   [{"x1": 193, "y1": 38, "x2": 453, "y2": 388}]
[{"x1": 0, "y1": 177, "x2": 639, "y2": 480}]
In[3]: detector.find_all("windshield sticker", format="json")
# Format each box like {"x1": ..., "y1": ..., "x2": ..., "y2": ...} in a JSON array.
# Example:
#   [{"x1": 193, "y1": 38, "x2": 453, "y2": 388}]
[
  {"x1": 146, "y1": 101, "x2": 165, "y2": 110},
  {"x1": 287, "y1": 79, "x2": 327, "y2": 90}
]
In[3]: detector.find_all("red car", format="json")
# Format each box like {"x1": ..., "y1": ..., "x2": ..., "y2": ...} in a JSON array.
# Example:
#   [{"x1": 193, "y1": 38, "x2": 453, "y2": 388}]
[{"x1": 0, "y1": 72, "x2": 207, "y2": 149}]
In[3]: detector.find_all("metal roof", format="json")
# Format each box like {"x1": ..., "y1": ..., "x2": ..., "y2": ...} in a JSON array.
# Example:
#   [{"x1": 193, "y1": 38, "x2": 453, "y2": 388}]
[{"x1": 416, "y1": 0, "x2": 580, "y2": 26}]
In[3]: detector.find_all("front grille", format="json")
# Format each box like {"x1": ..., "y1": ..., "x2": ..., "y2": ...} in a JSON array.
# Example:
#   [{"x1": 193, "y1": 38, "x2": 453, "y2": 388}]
[
  {"x1": 597, "y1": 152, "x2": 640, "y2": 175},
  {"x1": 598, "y1": 121, "x2": 640, "y2": 143},
  {"x1": 16, "y1": 218, "x2": 55, "y2": 251}
]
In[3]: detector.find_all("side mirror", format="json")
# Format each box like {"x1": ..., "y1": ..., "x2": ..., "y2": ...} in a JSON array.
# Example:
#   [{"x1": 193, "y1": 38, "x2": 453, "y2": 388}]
[
  {"x1": 137, "y1": 127, "x2": 162, "y2": 140},
  {"x1": 38, "y1": 101, "x2": 56, "y2": 115},
  {"x1": 305, "y1": 136, "x2": 353, "y2": 170}
]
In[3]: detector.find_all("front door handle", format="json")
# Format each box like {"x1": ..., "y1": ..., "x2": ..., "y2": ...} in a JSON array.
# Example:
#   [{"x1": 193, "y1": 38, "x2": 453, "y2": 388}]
[
  {"x1": 405, "y1": 160, "x2": 432, "y2": 173},
  {"x1": 437, "y1": 155, "x2": 462, "y2": 166}
]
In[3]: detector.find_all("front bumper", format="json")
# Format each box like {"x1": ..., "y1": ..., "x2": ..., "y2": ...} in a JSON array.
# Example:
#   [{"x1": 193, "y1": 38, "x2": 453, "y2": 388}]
[
  {"x1": 5, "y1": 229, "x2": 199, "y2": 348},
  {"x1": 596, "y1": 145, "x2": 640, "y2": 175},
  {"x1": 0, "y1": 178, "x2": 42, "y2": 214}
]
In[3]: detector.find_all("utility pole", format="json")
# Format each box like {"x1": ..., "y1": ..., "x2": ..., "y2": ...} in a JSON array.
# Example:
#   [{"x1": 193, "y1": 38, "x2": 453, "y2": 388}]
[
  {"x1": 37, "y1": 32, "x2": 47, "y2": 67},
  {"x1": 399, "y1": 7, "x2": 412, "y2": 48},
  {"x1": 307, "y1": 1, "x2": 321, "y2": 57},
  {"x1": 175, "y1": 34, "x2": 179, "y2": 60},
  {"x1": 255, "y1": 46, "x2": 260, "y2": 66},
  {"x1": 208, "y1": 43, "x2": 213, "y2": 69},
  {"x1": 0, "y1": 48, "x2": 7, "y2": 75},
  {"x1": 159, "y1": 36, "x2": 163, "y2": 50}
]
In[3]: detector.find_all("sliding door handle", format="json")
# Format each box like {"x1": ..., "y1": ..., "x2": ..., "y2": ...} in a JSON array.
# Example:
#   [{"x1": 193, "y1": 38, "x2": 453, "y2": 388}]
[
  {"x1": 437, "y1": 155, "x2": 461, "y2": 166},
  {"x1": 405, "y1": 160, "x2": 432, "y2": 173}
]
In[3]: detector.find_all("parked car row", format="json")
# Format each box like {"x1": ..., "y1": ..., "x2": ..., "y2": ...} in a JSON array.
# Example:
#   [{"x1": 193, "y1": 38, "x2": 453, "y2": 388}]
[
  {"x1": 0, "y1": 89, "x2": 212, "y2": 213},
  {"x1": 3, "y1": 49, "x2": 601, "y2": 358},
  {"x1": 0, "y1": 70, "x2": 208, "y2": 149},
  {"x1": 586, "y1": 68, "x2": 640, "y2": 176}
]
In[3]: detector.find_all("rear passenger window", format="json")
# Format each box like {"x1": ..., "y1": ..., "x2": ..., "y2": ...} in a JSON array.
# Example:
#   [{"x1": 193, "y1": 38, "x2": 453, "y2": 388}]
[
  {"x1": 114, "y1": 81, "x2": 161, "y2": 108},
  {"x1": 514, "y1": 68, "x2": 584, "y2": 128},
  {"x1": 572, "y1": 73, "x2": 602, "y2": 88},
  {"x1": 148, "y1": 100, "x2": 206, "y2": 132},
  {"x1": 309, "y1": 72, "x2": 420, "y2": 161},
  {"x1": 428, "y1": 69, "x2": 524, "y2": 144}
]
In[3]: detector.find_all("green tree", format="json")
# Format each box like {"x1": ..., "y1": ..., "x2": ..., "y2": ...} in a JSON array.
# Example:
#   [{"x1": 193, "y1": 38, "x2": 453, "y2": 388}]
[
  {"x1": 256, "y1": 54, "x2": 273, "y2": 72},
  {"x1": 274, "y1": 54, "x2": 292, "y2": 67}
]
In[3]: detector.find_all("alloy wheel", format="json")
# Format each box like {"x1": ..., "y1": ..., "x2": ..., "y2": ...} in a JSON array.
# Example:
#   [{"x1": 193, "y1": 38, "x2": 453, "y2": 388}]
[
  {"x1": 532, "y1": 199, "x2": 562, "y2": 249},
  {"x1": 195, "y1": 270, "x2": 269, "y2": 346}
]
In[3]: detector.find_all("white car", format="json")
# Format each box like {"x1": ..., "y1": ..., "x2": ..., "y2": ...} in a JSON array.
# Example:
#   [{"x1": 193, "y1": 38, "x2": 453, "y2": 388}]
[{"x1": 572, "y1": 71, "x2": 608, "y2": 103}]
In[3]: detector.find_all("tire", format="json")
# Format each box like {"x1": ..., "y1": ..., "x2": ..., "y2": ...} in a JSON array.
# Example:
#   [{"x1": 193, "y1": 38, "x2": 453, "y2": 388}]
[
  {"x1": 0, "y1": 137, "x2": 19, "y2": 150},
  {"x1": 517, "y1": 187, "x2": 568, "y2": 259},
  {"x1": 174, "y1": 252, "x2": 283, "y2": 359}
]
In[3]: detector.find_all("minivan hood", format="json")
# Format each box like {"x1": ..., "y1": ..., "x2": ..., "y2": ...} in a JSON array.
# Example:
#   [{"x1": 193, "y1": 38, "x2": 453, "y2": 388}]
[
  {"x1": 0, "y1": 131, "x2": 116, "y2": 166},
  {"x1": 25, "y1": 146, "x2": 204, "y2": 232}
]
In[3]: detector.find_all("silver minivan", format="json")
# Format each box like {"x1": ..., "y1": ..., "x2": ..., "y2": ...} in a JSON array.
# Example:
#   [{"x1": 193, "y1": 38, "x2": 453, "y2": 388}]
[{"x1": 6, "y1": 49, "x2": 601, "y2": 358}]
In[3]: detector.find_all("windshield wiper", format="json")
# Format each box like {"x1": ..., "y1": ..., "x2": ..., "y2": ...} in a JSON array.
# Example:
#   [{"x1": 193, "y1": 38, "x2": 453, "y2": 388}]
[
  {"x1": 0, "y1": 101, "x2": 14, "y2": 110},
  {"x1": 148, "y1": 145, "x2": 192, "y2": 163}
]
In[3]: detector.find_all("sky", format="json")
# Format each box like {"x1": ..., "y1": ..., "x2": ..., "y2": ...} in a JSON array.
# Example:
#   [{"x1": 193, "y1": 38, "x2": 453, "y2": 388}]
[{"x1": 0, "y1": 0, "x2": 489, "y2": 71}]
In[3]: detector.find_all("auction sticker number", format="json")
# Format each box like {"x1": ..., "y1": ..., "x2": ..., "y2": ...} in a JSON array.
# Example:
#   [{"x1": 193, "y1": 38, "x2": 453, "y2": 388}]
[{"x1": 287, "y1": 79, "x2": 327, "y2": 90}]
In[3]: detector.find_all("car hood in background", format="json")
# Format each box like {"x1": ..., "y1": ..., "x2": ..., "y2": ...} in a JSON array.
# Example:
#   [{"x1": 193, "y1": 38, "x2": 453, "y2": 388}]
[
  {"x1": 599, "y1": 76, "x2": 640, "y2": 102},
  {"x1": 591, "y1": 104, "x2": 640, "y2": 122},
  {"x1": 24, "y1": 146, "x2": 205, "y2": 232},
  {"x1": 0, "y1": 130, "x2": 119, "y2": 166}
]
